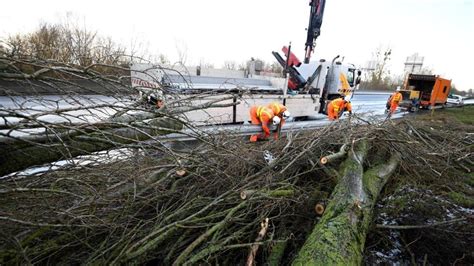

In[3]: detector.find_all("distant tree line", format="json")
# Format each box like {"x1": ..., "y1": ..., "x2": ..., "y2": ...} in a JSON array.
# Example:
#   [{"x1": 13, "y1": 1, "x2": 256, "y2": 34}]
[
  {"x1": 0, "y1": 19, "x2": 288, "y2": 78},
  {"x1": 1, "y1": 22, "x2": 128, "y2": 67}
]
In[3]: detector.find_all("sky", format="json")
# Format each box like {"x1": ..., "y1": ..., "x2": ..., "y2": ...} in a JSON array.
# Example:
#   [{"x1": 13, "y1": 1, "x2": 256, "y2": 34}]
[{"x1": 1, "y1": 0, "x2": 473, "y2": 91}]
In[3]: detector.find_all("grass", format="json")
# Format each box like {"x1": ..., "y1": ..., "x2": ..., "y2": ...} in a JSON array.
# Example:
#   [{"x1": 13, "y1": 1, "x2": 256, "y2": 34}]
[{"x1": 438, "y1": 105, "x2": 474, "y2": 125}]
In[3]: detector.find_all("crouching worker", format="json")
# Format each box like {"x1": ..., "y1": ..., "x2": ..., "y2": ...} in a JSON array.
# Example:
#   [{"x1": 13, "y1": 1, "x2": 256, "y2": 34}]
[
  {"x1": 249, "y1": 105, "x2": 281, "y2": 142},
  {"x1": 327, "y1": 97, "x2": 352, "y2": 121},
  {"x1": 267, "y1": 102, "x2": 291, "y2": 139}
]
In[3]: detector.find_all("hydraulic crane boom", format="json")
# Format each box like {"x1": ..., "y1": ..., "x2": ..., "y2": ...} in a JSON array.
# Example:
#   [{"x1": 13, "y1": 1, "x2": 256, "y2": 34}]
[
  {"x1": 271, "y1": 0, "x2": 327, "y2": 90},
  {"x1": 304, "y1": 0, "x2": 326, "y2": 63}
]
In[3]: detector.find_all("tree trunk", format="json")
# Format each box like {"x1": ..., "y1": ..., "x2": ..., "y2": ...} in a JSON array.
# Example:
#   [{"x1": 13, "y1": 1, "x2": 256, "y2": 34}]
[{"x1": 293, "y1": 140, "x2": 400, "y2": 265}]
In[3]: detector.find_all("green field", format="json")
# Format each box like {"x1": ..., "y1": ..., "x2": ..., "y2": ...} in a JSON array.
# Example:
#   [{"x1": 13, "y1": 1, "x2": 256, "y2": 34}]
[{"x1": 440, "y1": 105, "x2": 474, "y2": 124}]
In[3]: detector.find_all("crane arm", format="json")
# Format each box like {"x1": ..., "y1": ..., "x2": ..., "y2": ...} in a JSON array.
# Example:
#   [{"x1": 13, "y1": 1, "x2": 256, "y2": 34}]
[{"x1": 304, "y1": 0, "x2": 326, "y2": 63}]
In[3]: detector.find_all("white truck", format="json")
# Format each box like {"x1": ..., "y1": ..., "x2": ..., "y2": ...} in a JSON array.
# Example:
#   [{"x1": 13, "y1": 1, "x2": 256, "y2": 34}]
[{"x1": 130, "y1": 57, "x2": 360, "y2": 125}]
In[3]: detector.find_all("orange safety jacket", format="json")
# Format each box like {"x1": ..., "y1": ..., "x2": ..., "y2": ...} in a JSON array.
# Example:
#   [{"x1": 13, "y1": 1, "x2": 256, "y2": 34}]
[
  {"x1": 390, "y1": 92, "x2": 403, "y2": 104},
  {"x1": 267, "y1": 102, "x2": 287, "y2": 117},
  {"x1": 331, "y1": 98, "x2": 346, "y2": 113},
  {"x1": 387, "y1": 92, "x2": 402, "y2": 114},
  {"x1": 328, "y1": 98, "x2": 351, "y2": 120},
  {"x1": 250, "y1": 106, "x2": 274, "y2": 137}
]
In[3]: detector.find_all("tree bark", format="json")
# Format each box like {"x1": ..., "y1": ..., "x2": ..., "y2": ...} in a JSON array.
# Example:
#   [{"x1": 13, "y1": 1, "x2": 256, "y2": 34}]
[{"x1": 293, "y1": 140, "x2": 400, "y2": 265}]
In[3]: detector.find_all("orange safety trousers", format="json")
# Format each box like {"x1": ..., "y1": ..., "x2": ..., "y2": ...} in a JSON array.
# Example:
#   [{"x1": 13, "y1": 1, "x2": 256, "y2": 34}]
[{"x1": 389, "y1": 102, "x2": 399, "y2": 114}]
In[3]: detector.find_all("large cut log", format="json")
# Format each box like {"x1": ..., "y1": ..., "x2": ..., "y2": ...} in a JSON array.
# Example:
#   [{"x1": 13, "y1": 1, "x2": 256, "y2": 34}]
[
  {"x1": 0, "y1": 117, "x2": 183, "y2": 176},
  {"x1": 293, "y1": 140, "x2": 400, "y2": 265}
]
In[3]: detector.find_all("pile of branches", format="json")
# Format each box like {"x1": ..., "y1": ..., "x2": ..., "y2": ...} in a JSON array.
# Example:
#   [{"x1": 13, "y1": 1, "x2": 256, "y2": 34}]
[
  {"x1": 1, "y1": 116, "x2": 472, "y2": 264},
  {"x1": 0, "y1": 122, "x2": 344, "y2": 264}
]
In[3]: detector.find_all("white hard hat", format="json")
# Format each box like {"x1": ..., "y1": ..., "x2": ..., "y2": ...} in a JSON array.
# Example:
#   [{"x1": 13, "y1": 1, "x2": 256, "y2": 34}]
[
  {"x1": 272, "y1": 116, "x2": 281, "y2": 125},
  {"x1": 282, "y1": 110, "x2": 290, "y2": 119},
  {"x1": 396, "y1": 86, "x2": 401, "y2": 91}
]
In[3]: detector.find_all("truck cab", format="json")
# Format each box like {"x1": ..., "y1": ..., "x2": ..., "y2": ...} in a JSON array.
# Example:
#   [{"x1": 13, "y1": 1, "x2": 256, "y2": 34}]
[
  {"x1": 297, "y1": 59, "x2": 357, "y2": 113},
  {"x1": 297, "y1": 60, "x2": 357, "y2": 99}
]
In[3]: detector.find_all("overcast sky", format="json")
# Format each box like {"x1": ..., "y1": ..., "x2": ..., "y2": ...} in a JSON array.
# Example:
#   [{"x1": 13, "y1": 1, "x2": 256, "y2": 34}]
[{"x1": 1, "y1": 0, "x2": 473, "y2": 91}]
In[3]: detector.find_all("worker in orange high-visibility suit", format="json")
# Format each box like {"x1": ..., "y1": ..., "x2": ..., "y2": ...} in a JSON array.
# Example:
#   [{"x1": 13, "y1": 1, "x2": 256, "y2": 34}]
[
  {"x1": 387, "y1": 88, "x2": 403, "y2": 115},
  {"x1": 267, "y1": 102, "x2": 291, "y2": 139},
  {"x1": 249, "y1": 105, "x2": 281, "y2": 142},
  {"x1": 327, "y1": 97, "x2": 352, "y2": 121}
]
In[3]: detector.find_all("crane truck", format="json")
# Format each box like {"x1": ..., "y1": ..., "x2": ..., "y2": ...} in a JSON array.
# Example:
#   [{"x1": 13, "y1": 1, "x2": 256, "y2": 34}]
[{"x1": 131, "y1": 0, "x2": 361, "y2": 124}]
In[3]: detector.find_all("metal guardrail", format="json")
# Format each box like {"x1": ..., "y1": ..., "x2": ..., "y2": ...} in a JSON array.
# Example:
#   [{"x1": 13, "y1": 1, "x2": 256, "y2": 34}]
[
  {"x1": 158, "y1": 101, "x2": 474, "y2": 142},
  {"x1": 158, "y1": 114, "x2": 395, "y2": 142}
]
